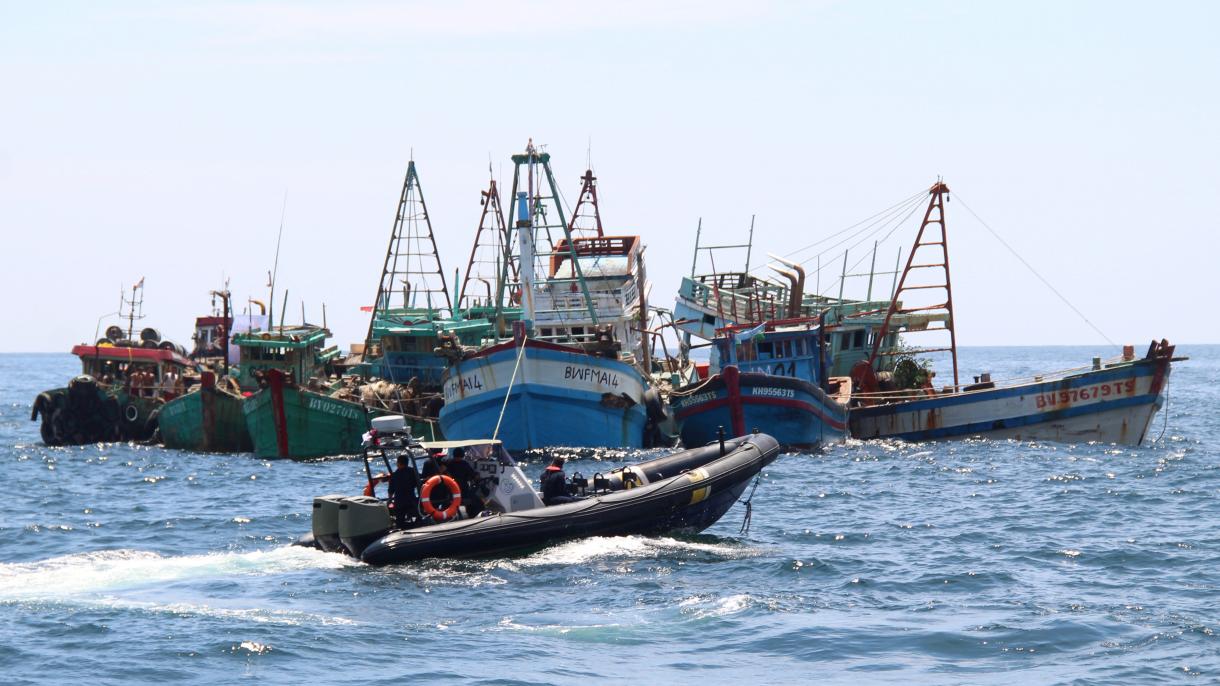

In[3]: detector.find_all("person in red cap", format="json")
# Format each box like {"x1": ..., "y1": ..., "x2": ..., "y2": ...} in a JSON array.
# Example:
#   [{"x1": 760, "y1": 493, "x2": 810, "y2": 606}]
[{"x1": 540, "y1": 456, "x2": 577, "y2": 506}]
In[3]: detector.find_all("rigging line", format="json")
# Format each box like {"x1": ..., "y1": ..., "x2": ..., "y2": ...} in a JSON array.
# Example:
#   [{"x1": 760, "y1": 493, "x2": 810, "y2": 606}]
[
  {"x1": 750, "y1": 191, "x2": 925, "y2": 277},
  {"x1": 801, "y1": 193, "x2": 924, "y2": 272},
  {"x1": 954, "y1": 193, "x2": 1117, "y2": 347},
  {"x1": 816, "y1": 195, "x2": 926, "y2": 296},
  {"x1": 772, "y1": 187, "x2": 928, "y2": 261},
  {"x1": 492, "y1": 335, "x2": 529, "y2": 441}
]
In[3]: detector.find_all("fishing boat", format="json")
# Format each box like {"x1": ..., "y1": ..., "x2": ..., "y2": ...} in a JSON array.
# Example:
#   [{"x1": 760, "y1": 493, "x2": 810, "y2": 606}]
[
  {"x1": 302, "y1": 415, "x2": 780, "y2": 565},
  {"x1": 158, "y1": 289, "x2": 256, "y2": 453},
  {"x1": 31, "y1": 280, "x2": 195, "y2": 445},
  {"x1": 438, "y1": 144, "x2": 665, "y2": 451},
  {"x1": 236, "y1": 324, "x2": 414, "y2": 459},
  {"x1": 360, "y1": 159, "x2": 493, "y2": 391},
  {"x1": 847, "y1": 182, "x2": 1186, "y2": 445},
  {"x1": 673, "y1": 224, "x2": 936, "y2": 378},
  {"x1": 670, "y1": 317, "x2": 851, "y2": 449}
]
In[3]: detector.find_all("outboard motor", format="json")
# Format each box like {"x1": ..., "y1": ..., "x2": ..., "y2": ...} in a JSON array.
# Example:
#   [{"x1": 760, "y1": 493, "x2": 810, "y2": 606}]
[
  {"x1": 312, "y1": 494, "x2": 347, "y2": 553},
  {"x1": 338, "y1": 496, "x2": 392, "y2": 558}
]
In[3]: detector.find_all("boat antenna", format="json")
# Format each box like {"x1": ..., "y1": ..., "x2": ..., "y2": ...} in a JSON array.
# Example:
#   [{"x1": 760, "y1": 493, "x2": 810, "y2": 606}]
[
  {"x1": 124, "y1": 277, "x2": 145, "y2": 340},
  {"x1": 268, "y1": 191, "x2": 288, "y2": 332}
]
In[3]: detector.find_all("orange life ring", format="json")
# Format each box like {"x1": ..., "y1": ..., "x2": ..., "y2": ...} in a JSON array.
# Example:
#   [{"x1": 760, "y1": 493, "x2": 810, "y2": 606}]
[
  {"x1": 363, "y1": 472, "x2": 390, "y2": 497},
  {"x1": 419, "y1": 474, "x2": 462, "y2": 522}
]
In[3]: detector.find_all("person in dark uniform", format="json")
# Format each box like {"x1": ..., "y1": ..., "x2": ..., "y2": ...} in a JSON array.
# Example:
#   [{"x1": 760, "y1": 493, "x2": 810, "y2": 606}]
[
  {"x1": 387, "y1": 455, "x2": 420, "y2": 528},
  {"x1": 420, "y1": 448, "x2": 444, "y2": 480},
  {"x1": 444, "y1": 447, "x2": 482, "y2": 518},
  {"x1": 540, "y1": 456, "x2": 577, "y2": 506}
]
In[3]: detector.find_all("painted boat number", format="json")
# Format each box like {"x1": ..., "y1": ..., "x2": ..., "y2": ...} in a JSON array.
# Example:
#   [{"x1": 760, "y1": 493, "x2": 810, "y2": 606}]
[
  {"x1": 751, "y1": 387, "x2": 795, "y2": 399},
  {"x1": 1035, "y1": 379, "x2": 1137, "y2": 409},
  {"x1": 305, "y1": 396, "x2": 362, "y2": 420},
  {"x1": 563, "y1": 366, "x2": 621, "y2": 388},
  {"x1": 677, "y1": 392, "x2": 716, "y2": 408}
]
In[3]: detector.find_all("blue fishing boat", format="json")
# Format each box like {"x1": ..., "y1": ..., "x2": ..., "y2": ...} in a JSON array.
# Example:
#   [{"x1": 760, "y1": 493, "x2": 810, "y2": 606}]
[
  {"x1": 439, "y1": 331, "x2": 651, "y2": 452},
  {"x1": 670, "y1": 317, "x2": 850, "y2": 449},
  {"x1": 439, "y1": 143, "x2": 663, "y2": 451}
]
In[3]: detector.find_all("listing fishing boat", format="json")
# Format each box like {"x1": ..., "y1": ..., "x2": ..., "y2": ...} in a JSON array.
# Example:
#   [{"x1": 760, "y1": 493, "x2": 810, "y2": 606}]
[
  {"x1": 670, "y1": 316, "x2": 851, "y2": 449},
  {"x1": 673, "y1": 224, "x2": 936, "y2": 378},
  {"x1": 438, "y1": 145, "x2": 665, "y2": 451},
  {"x1": 302, "y1": 415, "x2": 780, "y2": 565},
  {"x1": 31, "y1": 279, "x2": 195, "y2": 445},
  {"x1": 158, "y1": 289, "x2": 255, "y2": 453},
  {"x1": 847, "y1": 181, "x2": 1186, "y2": 445}
]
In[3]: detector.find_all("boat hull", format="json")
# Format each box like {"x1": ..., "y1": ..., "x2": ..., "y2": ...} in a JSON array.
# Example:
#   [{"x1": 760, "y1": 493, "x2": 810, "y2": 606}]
[
  {"x1": 158, "y1": 384, "x2": 253, "y2": 453},
  {"x1": 672, "y1": 365, "x2": 849, "y2": 449},
  {"x1": 359, "y1": 433, "x2": 781, "y2": 565},
  {"x1": 438, "y1": 340, "x2": 649, "y2": 452},
  {"x1": 850, "y1": 346, "x2": 1175, "y2": 446},
  {"x1": 243, "y1": 373, "x2": 377, "y2": 459},
  {"x1": 32, "y1": 379, "x2": 162, "y2": 446}
]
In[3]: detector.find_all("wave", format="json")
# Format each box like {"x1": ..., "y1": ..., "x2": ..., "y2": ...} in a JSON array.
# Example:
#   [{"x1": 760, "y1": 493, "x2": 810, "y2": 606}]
[
  {"x1": 515, "y1": 534, "x2": 760, "y2": 568},
  {"x1": 0, "y1": 545, "x2": 358, "y2": 601}
]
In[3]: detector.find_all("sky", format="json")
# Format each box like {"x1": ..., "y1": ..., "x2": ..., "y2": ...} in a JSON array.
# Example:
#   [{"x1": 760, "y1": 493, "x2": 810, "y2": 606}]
[{"x1": 2, "y1": 0, "x2": 1217, "y2": 353}]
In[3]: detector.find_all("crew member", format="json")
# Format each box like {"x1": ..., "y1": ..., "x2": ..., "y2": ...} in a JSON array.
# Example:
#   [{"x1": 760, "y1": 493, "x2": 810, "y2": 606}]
[
  {"x1": 387, "y1": 455, "x2": 420, "y2": 528},
  {"x1": 420, "y1": 448, "x2": 445, "y2": 480},
  {"x1": 540, "y1": 456, "x2": 577, "y2": 506},
  {"x1": 445, "y1": 447, "x2": 482, "y2": 518}
]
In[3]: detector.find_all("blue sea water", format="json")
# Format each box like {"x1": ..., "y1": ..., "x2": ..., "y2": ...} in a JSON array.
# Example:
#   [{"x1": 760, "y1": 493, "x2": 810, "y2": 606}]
[{"x1": 1, "y1": 346, "x2": 1216, "y2": 685}]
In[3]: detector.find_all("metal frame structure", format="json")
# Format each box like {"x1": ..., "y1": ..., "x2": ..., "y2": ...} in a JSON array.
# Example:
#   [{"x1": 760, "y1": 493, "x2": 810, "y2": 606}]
[
  {"x1": 458, "y1": 173, "x2": 514, "y2": 311},
  {"x1": 497, "y1": 141, "x2": 598, "y2": 325},
  {"x1": 364, "y1": 160, "x2": 452, "y2": 349},
  {"x1": 865, "y1": 181, "x2": 959, "y2": 388}
]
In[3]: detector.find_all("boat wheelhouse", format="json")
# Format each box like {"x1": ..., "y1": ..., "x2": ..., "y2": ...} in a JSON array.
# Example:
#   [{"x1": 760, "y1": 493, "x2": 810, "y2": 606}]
[{"x1": 670, "y1": 317, "x2": 850, "y2": 449}]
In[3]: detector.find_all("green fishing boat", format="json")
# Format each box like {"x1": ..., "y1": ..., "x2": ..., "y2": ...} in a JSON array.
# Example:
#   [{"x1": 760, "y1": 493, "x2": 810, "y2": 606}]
[
  {"x1": 158, "y1": 289, "x2": 260, "y2": 453},
  {"x1": 236, "y1": 325, "x2": 369, "y2": 459},
  {"x1": 158, "y1": 371, "x2": 253, "y2": 452}
]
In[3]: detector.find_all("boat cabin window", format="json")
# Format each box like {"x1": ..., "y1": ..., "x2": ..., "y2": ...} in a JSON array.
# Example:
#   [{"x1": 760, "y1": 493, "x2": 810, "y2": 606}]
[
  {"x1": 757, "y1": 342, "x2": 774, "y2": 360},
  {"x1": 853, "y1": 330, "x2": 866, "y2": 349}
]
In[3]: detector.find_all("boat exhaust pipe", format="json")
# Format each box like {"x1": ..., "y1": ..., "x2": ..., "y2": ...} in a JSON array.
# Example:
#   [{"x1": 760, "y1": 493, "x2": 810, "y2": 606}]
[{"x1": 768, "y1": 254, "x2": 806, "y2": 313}]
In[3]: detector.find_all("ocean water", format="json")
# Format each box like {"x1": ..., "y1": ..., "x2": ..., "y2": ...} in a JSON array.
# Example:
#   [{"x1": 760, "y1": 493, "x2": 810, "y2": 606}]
[{"x1": 1, "y1": 346, "x2": 1216, "y2": 685}]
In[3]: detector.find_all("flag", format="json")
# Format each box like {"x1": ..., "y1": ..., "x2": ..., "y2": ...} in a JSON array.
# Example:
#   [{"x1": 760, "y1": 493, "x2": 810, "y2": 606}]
[
  {"x1": 738, "y1": 322, "x2": 766, "y2": 341},
  {"x1": 134, "y1": 277, "x2": 144, "y2": 289},
  {"x1": 359, "y1": 306, "x2": 374, "y2": 312}
]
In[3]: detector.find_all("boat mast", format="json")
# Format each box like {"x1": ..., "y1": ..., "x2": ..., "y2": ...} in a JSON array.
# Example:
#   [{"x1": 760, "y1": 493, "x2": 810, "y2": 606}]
[
  {"x1": 458, "y1": 169, "x2": 514, "y2": 314},
  {"x1": 566, "y1": 169, "x2": 606, "y2": 239},
  {"x1": 501, "y1": 140, "x2": 598, "y2": 328},
  {"x1": 865, "y1": 181, "x2": 959, "y2": 389},
  {"x1": 123, "y1": 277, "x2": 145, "y2": 341},
  {"x1": 364, "y1": 159, "x2": 452, "y2": 351}
]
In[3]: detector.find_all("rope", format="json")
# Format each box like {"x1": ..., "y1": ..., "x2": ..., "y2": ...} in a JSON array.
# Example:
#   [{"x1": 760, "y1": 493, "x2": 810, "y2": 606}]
[
  {"x1": 1155, "y1": 378, "x2": 1170, "y2": 443},
  {"x1": 815, "y1": 196, "x2": 926, "y2": 297},
  {"x1": 492, "y1": 337, "x2": 529, "y2": 441},
  {"x1": 737, "y1": 471, "x2": 763, "y2": 535},
  {"x1": 954, "y1": 193, "x2": 1117, "y2": 347}
]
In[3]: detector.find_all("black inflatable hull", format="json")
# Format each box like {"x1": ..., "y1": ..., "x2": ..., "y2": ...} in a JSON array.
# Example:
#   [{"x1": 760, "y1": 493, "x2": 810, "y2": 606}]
[{"x1": 359, "y1": 434, "x2": 781, "y2": 566}]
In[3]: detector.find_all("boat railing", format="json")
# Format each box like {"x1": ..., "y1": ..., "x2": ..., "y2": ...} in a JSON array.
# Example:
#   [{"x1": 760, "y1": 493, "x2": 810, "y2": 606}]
[
  {"x1": 678, "y1": 276, "x2": 786, "y2": 324},
  {"x1": 533, "y1": 282, "x2": 639, "y2": 322},
  {"x1": 853, "y1": 352, "x2": 1143, "y2": 401}
]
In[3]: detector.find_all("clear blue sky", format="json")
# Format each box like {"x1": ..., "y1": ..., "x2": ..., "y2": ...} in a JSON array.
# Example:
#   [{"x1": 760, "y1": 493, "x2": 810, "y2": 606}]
[{"x1": 2, "y1": 1, "x2": 1217, "y2": 352}]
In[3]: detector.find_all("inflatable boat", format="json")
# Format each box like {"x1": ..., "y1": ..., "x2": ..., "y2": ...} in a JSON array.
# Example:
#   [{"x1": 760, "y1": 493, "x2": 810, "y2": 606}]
[{"x1": 302, "y1": 416, "x2": 781, "y2": 566}]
